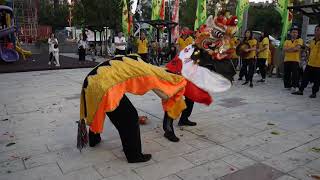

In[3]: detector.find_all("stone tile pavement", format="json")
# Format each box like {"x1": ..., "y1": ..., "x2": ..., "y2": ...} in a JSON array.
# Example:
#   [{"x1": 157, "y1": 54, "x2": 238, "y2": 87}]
[{"x1": 0, "y1": 69, "x2": 319, "y2": 180}]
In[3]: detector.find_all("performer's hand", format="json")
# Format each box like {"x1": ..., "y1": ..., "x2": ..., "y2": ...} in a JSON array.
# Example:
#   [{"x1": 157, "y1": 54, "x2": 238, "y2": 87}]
[{"x1": 207, "y1": 49, "x2": 214, "y2": 55}]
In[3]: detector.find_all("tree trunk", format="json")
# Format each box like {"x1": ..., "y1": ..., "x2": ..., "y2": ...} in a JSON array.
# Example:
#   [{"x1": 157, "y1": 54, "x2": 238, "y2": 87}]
[{"x1": 54, "y1": 0, "x2": 59, "y2": 9}]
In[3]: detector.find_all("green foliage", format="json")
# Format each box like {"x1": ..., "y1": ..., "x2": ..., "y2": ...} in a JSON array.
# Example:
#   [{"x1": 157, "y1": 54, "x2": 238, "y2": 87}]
[
  {"x1": 179, "y1": 0, "x2": 197, "y2": 29},
  {"x1": 72, "y1": 0, "x2": 122, "y2": 31},
  {"x1": 248, "y1": 6, "x2": 282, "y2": 38},
  {"x1": 38, "y1": 0, "x2": 69, "y2": 30}
]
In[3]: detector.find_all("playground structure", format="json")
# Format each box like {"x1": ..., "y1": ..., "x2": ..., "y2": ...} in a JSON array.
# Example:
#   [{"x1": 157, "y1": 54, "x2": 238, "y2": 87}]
[
  {"x1": 14, "y1": 0, "x2": 39, "y2": 43},
  {"x1": 0, "y1": 0, "x2": 32, "y2": 62}
]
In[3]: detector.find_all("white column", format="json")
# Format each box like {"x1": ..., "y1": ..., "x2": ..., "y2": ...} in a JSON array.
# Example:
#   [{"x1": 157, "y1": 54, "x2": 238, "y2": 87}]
[{"x1": 301, "y1": 0, "x2": 311, "y2": 42}]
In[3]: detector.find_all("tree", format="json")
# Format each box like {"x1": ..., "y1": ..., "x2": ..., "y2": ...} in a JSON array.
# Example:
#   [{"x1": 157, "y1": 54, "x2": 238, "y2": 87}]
[
  {"x1": 72, "y1": 0, "x2": 122, "y2": 31},
  {"x1": 38, "y1": 0, "x2": 69, "y2": 30},
  {"x1": 248, "y1": 5, "x2": 282, "y2": 38},
  {"x1": 179, "y1": 0, "x2": 197, "y2": 29}
]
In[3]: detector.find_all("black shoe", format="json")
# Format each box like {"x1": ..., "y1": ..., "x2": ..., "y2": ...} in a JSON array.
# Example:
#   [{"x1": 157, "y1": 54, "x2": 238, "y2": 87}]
[
  {"x1": 89, "y1": 130, "x2": 101, "y2": 147},
  {"x1": 249, "y1": 83, "x2": 253, "y2": 88},
  {"x1": 127, "y1": 154, "x2": 152, "y2": 163},
  {"x1": 292, "y1": 91, "x2": 303, "y2": 95},
  {"x1": 164, "y1": 131, "x2": 180, "y2": 142},
  {"x1": 178, "y1": 119, "x2": 197, "y2": 126},
  {"x1": 242, "y1": 81, "x2": 249, "y2": 85},
  {"x1": 309, "y1": 94, "x2": 316, "y2": 98},
  {"x1": 257, "y1": 79, "x2": 265, "y2": 83}
]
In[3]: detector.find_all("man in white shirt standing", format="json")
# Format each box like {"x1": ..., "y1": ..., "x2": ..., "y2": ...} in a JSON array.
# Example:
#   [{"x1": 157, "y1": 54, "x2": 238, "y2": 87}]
[{"x1": 114, "y1": 32, "x2": 127, "y2": 55}]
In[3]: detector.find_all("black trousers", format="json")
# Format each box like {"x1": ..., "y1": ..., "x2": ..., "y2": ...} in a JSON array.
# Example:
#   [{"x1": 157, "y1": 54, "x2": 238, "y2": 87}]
[
  {"x1": 115, "y1": 49, "x2": 126, "y2": 55},
  {"x1": 49, "y1": 52, "x2": 54, "y2": 62},
  {"x1": 240, "y1": 59, "x2": 255, "y2": 82},
  {"x1": 106, "y1": 95, "x2": 143, "y2": 160},
  {"x1": 239, "y1": 58, "x2": 247, "y2": 79},
  {"x1": 299, "y1": 65, "x2": 320, "y2": 94},
  {"x1": 78, "y1": 48, "x2": 86, "y2": 61},
  {"x1": 179, "y1": 97, "x2": 194, "y2": 122},
  {"x1": 283, "y1": 61, "x2": 299, "y2": 88},
  {"x1": 138, "y1": 53, "x2": 149, "y2": 63},
  {"x1": 257, "y1": 58, "x2": 267, "y2": 79},
  {"x1": 232, "y1": 58, "x2": 239, "y2": 70}
]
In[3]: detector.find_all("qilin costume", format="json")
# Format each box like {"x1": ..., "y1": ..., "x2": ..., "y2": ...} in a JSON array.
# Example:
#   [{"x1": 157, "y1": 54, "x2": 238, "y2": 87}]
[{"x1": 77, "y1": 2, "x2": 238, "y2": 163}]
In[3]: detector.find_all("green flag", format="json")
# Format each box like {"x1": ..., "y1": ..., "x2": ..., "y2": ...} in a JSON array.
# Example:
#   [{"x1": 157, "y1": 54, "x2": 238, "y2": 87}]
[
  {"x1": 278, "y1": 0, "x2": 293, "y2": 48},
  {"x1": 194, "y1": 0, "x2": 207, "y2": 31},
  {"x1": 236, "y1": 0, "x2": 250, "y2": 31},
  {"x1": 152, "y1": 0, "x2": 162, "y2": 20},
  {"x1": 122, "y1": 0, "x2": 129, "y2": 37},
  {"x1": 275, "y1": 0, "x2": 288, "y2": 16}
]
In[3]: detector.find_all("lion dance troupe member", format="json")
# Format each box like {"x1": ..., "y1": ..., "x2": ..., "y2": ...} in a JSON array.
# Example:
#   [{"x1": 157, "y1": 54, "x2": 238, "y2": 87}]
[
  {"x1": 163, "y1": 10, "x2": 238, "y2": 142},
  {"x1": 78, "y1": 54, "x2": 187, "y2": 163},
  {"x1": 292, "y1": 24, "x2": 320, "y2": 98},
  {"x1": 77, "y1": 4, "x2": 238, "y2": 164}
]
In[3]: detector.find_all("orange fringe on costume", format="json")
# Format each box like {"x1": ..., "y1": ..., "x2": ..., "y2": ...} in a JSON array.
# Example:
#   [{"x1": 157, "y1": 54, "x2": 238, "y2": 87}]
[{"x1": 80, "y1": 56, "x2": 187, "y2": 133}]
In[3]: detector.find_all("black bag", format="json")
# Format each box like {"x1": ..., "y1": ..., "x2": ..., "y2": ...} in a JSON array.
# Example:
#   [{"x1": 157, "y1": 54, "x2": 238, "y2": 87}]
[{"x1": 78, "y1": 45, "x2": 84, "y2": 50}]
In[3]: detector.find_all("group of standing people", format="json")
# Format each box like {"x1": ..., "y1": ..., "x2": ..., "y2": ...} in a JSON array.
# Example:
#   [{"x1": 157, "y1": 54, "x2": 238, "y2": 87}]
[
  {"x1": 235, "y1": 25, "x2": 320, "y2": 98},
  {"x1": 290, "y1": 25, "x2": 320, "y2": 98},
  {"x1": 237, "y1": 30, "x2": 271, "y2": 88},
  {"x1": 48, "y1": 32, "x2": 92, "y2": 66},
  {"x1": 114, "y1": 31, "x2": 176, "y2": 66}
]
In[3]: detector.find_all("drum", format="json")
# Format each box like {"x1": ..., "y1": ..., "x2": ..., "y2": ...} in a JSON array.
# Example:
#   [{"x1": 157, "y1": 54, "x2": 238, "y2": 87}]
[{"x1": 236, "y1": 42, "x2": 250, "y2": 57}]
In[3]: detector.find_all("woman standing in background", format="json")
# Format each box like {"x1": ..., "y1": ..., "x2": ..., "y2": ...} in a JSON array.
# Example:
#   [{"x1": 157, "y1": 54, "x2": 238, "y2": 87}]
[
  {"x1": 240, "y1": 30, "x2": 257, "y2": 88},
  {"x1": 48, "y1": 33, "x2": 59, "y2": 66},
  {"x1": 78, "y1": 33, "x2": 88, "y2": 64},
  {"x1": 257, "y1": 32, "x2": 270, "y2": 82}
]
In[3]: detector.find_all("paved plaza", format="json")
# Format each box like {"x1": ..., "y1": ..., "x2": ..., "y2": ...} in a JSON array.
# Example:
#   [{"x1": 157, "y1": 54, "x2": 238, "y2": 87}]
[{"x1": 0, "y1": 69, "x2": 319, "y2": 180}]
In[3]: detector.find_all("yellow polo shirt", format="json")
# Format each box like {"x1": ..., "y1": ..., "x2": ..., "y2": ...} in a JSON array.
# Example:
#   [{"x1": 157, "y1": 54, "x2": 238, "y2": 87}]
[
  {"x1": 230, "y1": 37, "x2": 239, "y2": 59},
  {"x1": 307, "y1": 39, "x2": 320, "y2": 68},
  {"x1": 177, "y1": 36, "x2": 193, "y2": 51},
  {"x1": 258, "y1": 37, "x2": 269, "y2": 59},
  {"x1": 244, "y1": 39, "x2": 257, "y2": 59},
  {"x1": 267, "y1": 49, "x2": 272, "y2": 65},
  {"x1": 284, "y1": 38, "x2": 303, "y2": 62},
  {"x1": 137, "y1": 39, "x2": 148, "y2": 54}
]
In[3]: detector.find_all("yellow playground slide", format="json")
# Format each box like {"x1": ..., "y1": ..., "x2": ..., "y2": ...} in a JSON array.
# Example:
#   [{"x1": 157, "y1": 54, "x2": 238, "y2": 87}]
[{"x1": 16, "y1": 45, "x2": 32, "y2": 60}]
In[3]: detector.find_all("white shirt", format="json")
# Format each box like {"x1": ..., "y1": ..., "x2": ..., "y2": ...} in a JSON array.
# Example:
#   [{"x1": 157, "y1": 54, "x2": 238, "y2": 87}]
[
  {"x1": 48, "y1": 38, "x2": 58, "y2": 53},
  {"x1": 114, "y1": 36, "x2": 126, "y2": 50},
  {"x1": 78, "y1": 40, "x2": 88, "y2": 49}
]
